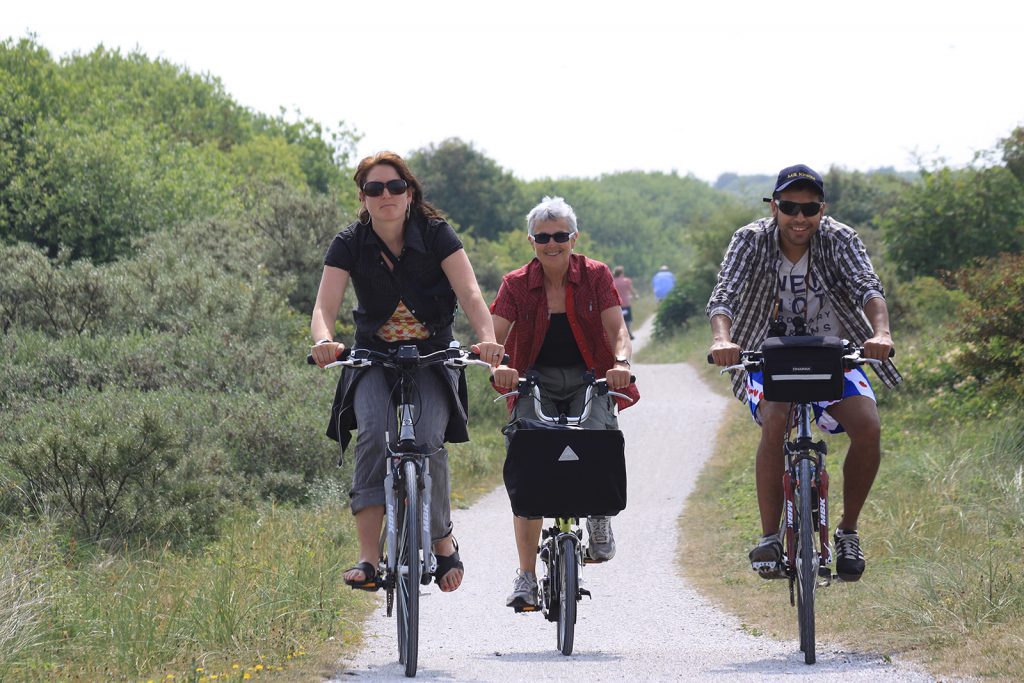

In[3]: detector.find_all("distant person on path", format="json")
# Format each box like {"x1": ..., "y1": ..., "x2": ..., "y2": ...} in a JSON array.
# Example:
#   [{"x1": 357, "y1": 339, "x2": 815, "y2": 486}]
[
  {"x1": 706, "y1": 163, "x2": 901, "y2": 582},
  {"x1": 489, "y1": 196, "x2": 640, "y2": 610},
  {"x1": 309, "y1": 151, "x2": 504, "y2": 594},
  {"x1": 613, "y1": 265, "x2": 637, "y2": 339},
  {"x1": 651, "y1": 265, "x2": 675, "y2": 302}
]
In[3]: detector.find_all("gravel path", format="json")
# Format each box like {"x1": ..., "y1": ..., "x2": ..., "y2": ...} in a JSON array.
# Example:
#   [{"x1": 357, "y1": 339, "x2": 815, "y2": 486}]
[{"x1": 329, "y1": 318, "x2": 935, "y2": 682}]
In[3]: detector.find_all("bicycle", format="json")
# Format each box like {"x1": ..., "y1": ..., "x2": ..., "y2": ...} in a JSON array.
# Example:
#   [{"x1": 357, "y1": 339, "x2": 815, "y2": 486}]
[
  {"x1": 711, "y1": 327, "x2": 889, "y2": 665},
  {"x1": 309, "y1": 343, "x2": 493, "y2": 677},
  {"x1": 496, "y1": 370, "x2": 634, "y2": 656}
]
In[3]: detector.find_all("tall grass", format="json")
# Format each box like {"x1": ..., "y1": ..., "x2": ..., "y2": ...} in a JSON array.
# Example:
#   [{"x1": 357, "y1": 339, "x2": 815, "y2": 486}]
[
  {"x1": 0, "y1": 499, "x2": 372, "y2": 681},
  {"x1": 652, "y1": 321, "x2": 1024, "y2": 681}
]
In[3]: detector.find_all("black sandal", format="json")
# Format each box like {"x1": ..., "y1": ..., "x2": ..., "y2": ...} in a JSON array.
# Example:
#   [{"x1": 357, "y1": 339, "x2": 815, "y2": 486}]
[
  {"x1": 343, "y1": 561, "x2": 381, "y2": 591},
  {"x1": 434, "y1": 539, "x2": 464, "y2": 590}
]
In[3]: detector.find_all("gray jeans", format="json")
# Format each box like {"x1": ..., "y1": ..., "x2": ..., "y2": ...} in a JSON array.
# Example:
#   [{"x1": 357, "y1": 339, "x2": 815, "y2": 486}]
[{"x1": 350, "y1": 365, "x2": 454, "y2": 542}]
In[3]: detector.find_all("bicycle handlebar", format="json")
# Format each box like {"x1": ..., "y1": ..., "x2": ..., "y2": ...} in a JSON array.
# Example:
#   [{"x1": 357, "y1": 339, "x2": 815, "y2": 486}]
[
  {"x1": 493, "y1": 370, "x2": 636, "y2": 426},
  {"x1": 307, "y1": 344, "x2": 507, "y2": 371},
  {"x1": 706, "y1": 343, "x2": 895, "y2": 374}
]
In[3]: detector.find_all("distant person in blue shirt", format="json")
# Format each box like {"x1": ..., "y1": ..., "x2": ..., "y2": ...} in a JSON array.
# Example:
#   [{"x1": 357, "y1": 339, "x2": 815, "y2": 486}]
[{"x1": 651, "y1": 265, "x2": 675, "y2": 301}]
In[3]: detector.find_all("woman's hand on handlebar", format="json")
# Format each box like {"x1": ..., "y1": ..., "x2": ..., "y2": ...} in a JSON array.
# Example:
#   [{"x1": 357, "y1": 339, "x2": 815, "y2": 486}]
[
  {"x1": 310, "y1": 340, "x2": 345, "y2": 368},
  {"x1": 492, "y1": 365, "x2": 519, "y2": 390},
  {"x1": 709, "y1": 340, "x2": 742, "y2": 367},
  {"x1": 605, "y1": 366, "x2": 632, "y2": 391},
  {"x1": 471, "y1": 341, "x2": 506, "y2": 368}
]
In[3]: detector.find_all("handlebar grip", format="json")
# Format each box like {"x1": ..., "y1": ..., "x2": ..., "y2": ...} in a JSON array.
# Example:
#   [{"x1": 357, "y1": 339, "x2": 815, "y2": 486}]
[{"x1": 306, "y1": 347, "x2": 349, "y2": 365}]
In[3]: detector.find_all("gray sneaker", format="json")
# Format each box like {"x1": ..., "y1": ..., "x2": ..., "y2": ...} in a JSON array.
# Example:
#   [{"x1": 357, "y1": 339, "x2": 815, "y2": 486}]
[
  {"x1": 586, "y1": 516, "x2": 616, "y2": 562},
  {"x1": 505, "y1": 569, "x2": 538, "y2": 609},
  {"x1": 748, "y1": 533, "x2": 784, "y2": 579}
]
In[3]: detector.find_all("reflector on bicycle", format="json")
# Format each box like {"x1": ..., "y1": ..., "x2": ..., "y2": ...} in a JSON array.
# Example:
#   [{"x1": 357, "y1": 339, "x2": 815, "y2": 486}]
[
  {"x1": 503, "y1": 426, "x2": 627, "y2": 518},
  {"x1": 760, "y1": 335, "x2": 845, "y2": 402}
]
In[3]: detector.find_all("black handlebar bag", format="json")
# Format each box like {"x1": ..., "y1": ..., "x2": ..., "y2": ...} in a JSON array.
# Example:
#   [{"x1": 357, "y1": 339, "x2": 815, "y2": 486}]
[
  {"x1": 502, "y1": 419, "x2": 627, "y2": 518},
  {"x1": 760, "y1": 335, "x2": 845, "y2": 403}
]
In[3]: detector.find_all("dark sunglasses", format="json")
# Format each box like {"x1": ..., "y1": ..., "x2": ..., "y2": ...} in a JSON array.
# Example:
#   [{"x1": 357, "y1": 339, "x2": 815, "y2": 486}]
[
  {"x1": 531, "y1": 231, "x2": 574, "y2": 244},
  {"x1": 362, "y1": 179, "x2": 409, "y2": 197},
  {"x1": 776, "y1": 199, "x2": 823, "y2": 217}
]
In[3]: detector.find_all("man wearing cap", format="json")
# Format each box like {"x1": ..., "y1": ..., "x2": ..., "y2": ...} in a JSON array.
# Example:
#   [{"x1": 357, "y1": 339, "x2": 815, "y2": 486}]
[{"x1": 706, "y1": 163, "x2": 901, "y2": 582}]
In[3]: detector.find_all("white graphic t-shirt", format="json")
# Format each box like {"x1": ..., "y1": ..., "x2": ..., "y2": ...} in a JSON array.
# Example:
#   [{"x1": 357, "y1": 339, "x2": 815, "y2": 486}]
[{"x1": 777, "y1": 251, "x2": 847, "y2": 339}]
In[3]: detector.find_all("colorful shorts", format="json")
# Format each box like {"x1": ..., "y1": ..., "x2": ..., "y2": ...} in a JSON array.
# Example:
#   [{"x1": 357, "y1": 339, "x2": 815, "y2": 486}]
[{"x1": 746, "y1": 367, "x2": 876, "y2": 434}]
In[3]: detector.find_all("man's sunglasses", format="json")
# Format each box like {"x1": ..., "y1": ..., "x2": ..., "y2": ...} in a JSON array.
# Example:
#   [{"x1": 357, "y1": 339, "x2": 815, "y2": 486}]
[
  {"x1": 776, "y1": 199, "x2": 823, "y2": 217},
  {"x1": 531, "y1": 231, "x2": 574, "y2": 244},
  {"x1": 362, "y1": 179, "x2": 409, "y2": 197}
]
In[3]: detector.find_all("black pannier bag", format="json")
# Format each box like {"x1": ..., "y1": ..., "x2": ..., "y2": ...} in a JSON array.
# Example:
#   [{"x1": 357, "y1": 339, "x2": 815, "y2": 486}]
[
  {"x1": 502, "y1": 419, "x2": 627, "y2": 518},
  {"x1": 760, "y1": 335, "x2": 846, "y2": 403}
]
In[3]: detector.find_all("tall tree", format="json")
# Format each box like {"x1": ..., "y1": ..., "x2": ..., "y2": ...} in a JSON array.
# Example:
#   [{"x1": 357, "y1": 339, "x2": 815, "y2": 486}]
[{"x1": 407, "y1": 138, "x2": 523, "y2": 239}]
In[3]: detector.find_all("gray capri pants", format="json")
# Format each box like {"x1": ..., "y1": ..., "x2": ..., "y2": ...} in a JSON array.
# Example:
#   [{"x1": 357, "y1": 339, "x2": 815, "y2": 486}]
[{"x1": 350, "y1": 365, "x2": 455, "y2": 542}]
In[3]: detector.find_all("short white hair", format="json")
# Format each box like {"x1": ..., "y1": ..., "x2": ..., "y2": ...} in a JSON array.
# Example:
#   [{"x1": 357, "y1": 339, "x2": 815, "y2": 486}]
[{"x1": 526, "y1": 196, "x2": 578, "y2": 236}]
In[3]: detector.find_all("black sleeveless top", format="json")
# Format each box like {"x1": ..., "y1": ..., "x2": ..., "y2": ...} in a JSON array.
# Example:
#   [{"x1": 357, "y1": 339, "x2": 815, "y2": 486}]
[{"x1": 534, "y1": 313, "x2": 585, "y2": 367}]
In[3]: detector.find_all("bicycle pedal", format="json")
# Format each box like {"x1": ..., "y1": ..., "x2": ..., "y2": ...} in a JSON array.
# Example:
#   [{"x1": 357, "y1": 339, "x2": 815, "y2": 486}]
[
  {"x1": 752, "y1": 561, "x2": 786, "y2": 579},
  {"x1": 579, "y1": 588, "x2": 592, "y2": 599},
  {"x1": 513, "y1": 604, "x2": 540, "y2": 613}
]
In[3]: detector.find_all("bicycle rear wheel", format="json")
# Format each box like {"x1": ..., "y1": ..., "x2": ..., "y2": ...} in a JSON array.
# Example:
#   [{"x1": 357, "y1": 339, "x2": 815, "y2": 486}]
[
  {"x1": 795, "y1": 456, "x2": 817, "y2": 664},
  {"x1": 396, "y1": 461, "x2": 421, "y2": 677},
  {"x1": 556, "y1": 535, "x2": 578, "y2": 656}
]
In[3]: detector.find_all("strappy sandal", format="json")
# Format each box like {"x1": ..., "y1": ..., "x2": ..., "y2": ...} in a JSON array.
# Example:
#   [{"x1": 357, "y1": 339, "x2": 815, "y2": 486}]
[
  {"x1": 343, "y1": 561, "x2": 381, "y2": 591},
  {"x1": 433, "y1": 538, "x2": 464, "y2": 592}
]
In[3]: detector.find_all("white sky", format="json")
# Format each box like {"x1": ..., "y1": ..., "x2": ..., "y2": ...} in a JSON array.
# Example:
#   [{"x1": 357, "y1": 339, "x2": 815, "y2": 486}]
[{"x1": 5, "y1": 0, "x2": 1024, "y2": 183}]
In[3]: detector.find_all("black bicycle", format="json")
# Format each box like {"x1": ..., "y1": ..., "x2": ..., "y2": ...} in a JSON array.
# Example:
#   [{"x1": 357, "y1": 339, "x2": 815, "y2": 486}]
[
  {"x1": 497, "y1": 371, "x2": 633, "y2": 655},
  {"x1": 713, "y1": 329, "x2": 888, "y2": 664},
  {"x1": 310, "y1": 343, "x2": 492, "y2": 677}
]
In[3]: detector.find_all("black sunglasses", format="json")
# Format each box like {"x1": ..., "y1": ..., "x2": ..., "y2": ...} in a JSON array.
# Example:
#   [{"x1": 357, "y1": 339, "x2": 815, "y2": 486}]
[
  {"x1": 362, "y1": 179, "x2": 409, "y2": 197},
  {"x1": 776, "y1": 199, "x2": 823, "y2": 217},
  {"x1": 532, "y1": 231, "x2": 574, "y2": 244}
]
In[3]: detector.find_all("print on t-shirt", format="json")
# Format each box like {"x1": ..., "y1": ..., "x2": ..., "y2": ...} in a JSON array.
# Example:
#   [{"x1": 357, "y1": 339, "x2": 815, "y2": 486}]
[{"x1": 777, "y1": 253, "x2": 846, "y2": 338}]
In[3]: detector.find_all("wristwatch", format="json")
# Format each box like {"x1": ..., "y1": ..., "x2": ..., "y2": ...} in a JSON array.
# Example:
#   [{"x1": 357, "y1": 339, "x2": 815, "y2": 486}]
[{"x1": 614, "y1": 355, "x2": 631, "y2": 367}]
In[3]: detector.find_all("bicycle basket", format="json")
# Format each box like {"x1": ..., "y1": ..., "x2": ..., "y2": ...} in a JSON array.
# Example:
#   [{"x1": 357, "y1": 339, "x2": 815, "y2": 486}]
[
  {"x1": 760, "y1": 335, "x2": 845, "y2": 403},
  {"x1": 503, "y1": 425, "x2": 627, "y2": 518}
]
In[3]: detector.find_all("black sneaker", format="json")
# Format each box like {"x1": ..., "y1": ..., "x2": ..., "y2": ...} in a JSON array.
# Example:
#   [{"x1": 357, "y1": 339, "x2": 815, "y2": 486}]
[
  {"x1": 748, "y1": 533, "x2": 784, "y2": 579},
  {"x1": 834, "y1": 529, "x2": 865, "y2": 581}
]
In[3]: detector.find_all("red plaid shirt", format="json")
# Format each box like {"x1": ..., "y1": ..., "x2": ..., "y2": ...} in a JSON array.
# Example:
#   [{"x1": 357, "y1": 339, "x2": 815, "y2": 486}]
[{"x1": 490, "y1": 254, "x2": 640, "y2": 411}]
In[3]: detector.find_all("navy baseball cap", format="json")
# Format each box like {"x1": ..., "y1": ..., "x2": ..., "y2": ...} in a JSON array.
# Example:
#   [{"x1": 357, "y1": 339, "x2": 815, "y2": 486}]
[{"x1": 772, "y1": 164, "x2": 824, "y2": 198}]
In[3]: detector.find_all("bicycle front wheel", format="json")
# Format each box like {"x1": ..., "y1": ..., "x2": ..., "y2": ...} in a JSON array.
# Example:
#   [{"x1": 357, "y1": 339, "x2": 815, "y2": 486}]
[
  {"x1": 796, "y1": 456, "x2": 817, "y2": 665},
  {"x1": 396, "y1": 460, "x2": 421, "y2": 677},
  {"x1": 556, "y1": 535, "x2": 578, "y2": 656}
]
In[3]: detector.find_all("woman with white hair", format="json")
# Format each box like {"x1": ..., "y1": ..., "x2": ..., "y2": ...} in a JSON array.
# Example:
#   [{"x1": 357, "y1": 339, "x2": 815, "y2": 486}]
[{"x1": 490, "y1": 196, "x2": 640, "y2": 610}]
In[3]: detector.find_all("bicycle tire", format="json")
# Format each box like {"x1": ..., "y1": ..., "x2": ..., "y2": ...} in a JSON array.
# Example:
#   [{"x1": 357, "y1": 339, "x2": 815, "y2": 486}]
[
  {"x1": 396, "y1": 460, "x2": 420, "y2": 677},
  {"x1": 556, "y1": 535, "x2": 577, "y2": 656},
  {"x1": 796, "y1": 456, "x2": 817, "y2": 665}
]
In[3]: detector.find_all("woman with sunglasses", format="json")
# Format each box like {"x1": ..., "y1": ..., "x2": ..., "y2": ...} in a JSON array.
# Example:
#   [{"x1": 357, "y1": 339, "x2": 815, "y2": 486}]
[
  {"x1": 489, "y1": 195, "x2": 640, "y2": 610},
  {"x1": 310, "y1": 151, "x2": 504, "y2": 594}
]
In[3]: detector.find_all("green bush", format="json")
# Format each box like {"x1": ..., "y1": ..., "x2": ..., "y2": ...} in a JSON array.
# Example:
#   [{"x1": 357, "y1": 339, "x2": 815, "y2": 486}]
[
  {"x1": 888, "y1": 275, "x2": 970, "y2": 333},
  {"x1": 653, "y1": 281, "x2": 700, "y2": 339},
  {"x1": 956, "y1": 253, "x2": 1024, "y2": 401}
]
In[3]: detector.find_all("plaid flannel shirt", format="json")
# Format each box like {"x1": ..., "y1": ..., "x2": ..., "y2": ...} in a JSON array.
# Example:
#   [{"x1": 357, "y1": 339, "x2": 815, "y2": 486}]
[{"x1": 706, "y1": 216, "x2": 902, "y2": 402}]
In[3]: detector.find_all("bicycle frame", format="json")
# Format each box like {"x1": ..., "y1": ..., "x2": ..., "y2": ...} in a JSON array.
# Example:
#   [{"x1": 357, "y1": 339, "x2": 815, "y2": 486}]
[
  {"x1": 781, "y1": 403, "x2": 833, "y2": 585},
  {"x1": 382, "y1": 364, "x2": 440, "y2": 595}
]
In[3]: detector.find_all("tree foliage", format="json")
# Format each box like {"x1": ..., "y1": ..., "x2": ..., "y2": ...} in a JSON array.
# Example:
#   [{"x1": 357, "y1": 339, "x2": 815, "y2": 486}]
[
  {"x1": 407, "y1": 137, "x2": 524, "y2": 239},
  {"x1": 0, "y1": 37, "x2": 354, "y2": 263},
  {"x1": 878, "y1": 164, "x2": 1024, "y2": 279}
]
